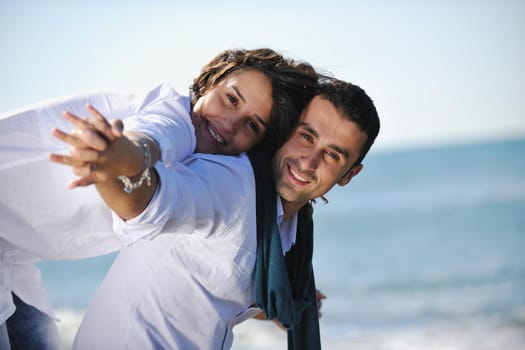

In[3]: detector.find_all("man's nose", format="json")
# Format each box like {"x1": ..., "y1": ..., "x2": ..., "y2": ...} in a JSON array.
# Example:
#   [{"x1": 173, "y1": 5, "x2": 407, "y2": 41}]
[{"x1": 299, "y1": 151, "x2": 321, "y2": 171}]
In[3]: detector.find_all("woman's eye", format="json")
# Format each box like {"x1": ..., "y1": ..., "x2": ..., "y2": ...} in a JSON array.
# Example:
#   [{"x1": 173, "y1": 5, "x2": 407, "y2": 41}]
[
  {"x1": 248, "y1": 120, "x2": 259, "y2": 133},
  {"x1": 227, "y1": 94, "x2": 238, "y2": 107}
]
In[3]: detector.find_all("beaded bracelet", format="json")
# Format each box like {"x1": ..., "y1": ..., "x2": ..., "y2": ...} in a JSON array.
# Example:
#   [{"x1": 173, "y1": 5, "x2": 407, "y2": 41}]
[
  {"x1": 117, "y1": 142, "x2": 152, "y2": 194},
  {"x1": 118, "y1": 168, "x2": 152, "y2": 194}
]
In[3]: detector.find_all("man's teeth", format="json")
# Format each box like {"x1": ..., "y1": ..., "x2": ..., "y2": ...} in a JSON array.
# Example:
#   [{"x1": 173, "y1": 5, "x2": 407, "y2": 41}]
[
  {"x1": 208, "y1": 124, "x2": 224, "y2": 144},
  {"x1": 290, "y1": 166, "x2": 308, "y2": 183}
]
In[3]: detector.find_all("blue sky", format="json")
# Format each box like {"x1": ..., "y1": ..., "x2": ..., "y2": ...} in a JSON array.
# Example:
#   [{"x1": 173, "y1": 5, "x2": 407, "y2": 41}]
[{"x1": 1, "y1": 0, "x2": 524, "y2": 151}]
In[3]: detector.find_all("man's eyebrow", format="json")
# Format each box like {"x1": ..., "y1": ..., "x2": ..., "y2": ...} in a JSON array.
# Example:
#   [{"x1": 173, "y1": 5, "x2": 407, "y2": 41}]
[
  {"x1": 299, "y1": 122, "x2": 349, "y2": 159},
  {"x1": 298, "y1": 122, "x2": 319, "y2": 139},
  {"x1": 233, "y1": 85, "x2": 267, "y2": 128}
]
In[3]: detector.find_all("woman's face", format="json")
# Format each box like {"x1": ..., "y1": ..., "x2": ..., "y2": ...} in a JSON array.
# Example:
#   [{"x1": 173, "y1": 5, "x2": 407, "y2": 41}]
[{"x1": 191, "y1": 69, "x2": 273, "y2": 155}]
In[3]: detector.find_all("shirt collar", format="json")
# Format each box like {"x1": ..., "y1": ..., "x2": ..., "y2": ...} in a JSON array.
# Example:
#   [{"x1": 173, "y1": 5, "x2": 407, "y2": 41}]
[{"x1": 277, "y1": 195, "x2": 298, "y2": 255}]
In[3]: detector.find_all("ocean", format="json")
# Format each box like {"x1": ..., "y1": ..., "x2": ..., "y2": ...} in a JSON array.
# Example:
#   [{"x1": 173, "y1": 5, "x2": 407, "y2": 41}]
[{"x1": 38, "y1": 138, "x2": 525, "y2": 349}]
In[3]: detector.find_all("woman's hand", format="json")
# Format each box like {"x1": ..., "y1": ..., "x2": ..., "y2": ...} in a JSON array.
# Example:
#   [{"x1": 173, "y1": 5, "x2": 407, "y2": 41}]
[
  {"x1": 49, "y1": 104, "x2": 135, "y2": 188},
  {"x1": 50, "y1": 104, "x2": 160, "y2": 220}
]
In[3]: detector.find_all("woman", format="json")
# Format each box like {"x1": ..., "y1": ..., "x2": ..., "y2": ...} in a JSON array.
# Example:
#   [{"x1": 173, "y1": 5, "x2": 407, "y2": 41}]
[{"x1": 0, "y1": 48, "x2": 319, "y2": 349}]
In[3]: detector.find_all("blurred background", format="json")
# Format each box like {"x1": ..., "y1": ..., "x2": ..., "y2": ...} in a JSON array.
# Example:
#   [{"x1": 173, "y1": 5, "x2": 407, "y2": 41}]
[{"x1": 2, "y1": 1, "x2": 524, "y2": 349}]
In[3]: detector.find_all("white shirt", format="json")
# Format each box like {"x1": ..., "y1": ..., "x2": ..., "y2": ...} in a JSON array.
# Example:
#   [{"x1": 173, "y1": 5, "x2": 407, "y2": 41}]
[
  {"x1": 0, "y1": 81, "x2": 299, "y2": 348},
  {"x1": 0, "y1": 83, "x2": 195, "y2": 322},
  {"x1": 75, "y1": 164, "x2": 299, "y2": 349},
  {"x1": 74, "y1": 152, "x2": 259, "y2": 350}
]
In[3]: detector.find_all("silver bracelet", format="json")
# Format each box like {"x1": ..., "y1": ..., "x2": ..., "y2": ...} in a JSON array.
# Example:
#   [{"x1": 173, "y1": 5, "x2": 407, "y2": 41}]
[
  {"x1": 141, "y1": 140, "x2": 152, "y2": 170},
  {"x1": 118, "y1": 168, "x2": 152, "y2": 194},
  {"x1": 117, "y1": 142, "x2": 152, "y2": 194}
]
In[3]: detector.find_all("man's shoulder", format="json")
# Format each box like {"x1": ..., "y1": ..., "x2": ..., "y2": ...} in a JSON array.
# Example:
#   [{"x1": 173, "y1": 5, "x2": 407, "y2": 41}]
[
  {"x1": 184, "y1": 152, "x2": 251, "y2": 169},
  {"x1": 178, "y1": 152, "x2": 254, "y2": 189}
]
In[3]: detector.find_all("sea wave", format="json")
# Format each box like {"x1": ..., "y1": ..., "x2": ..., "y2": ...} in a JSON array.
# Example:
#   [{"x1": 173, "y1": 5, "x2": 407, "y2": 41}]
[{"x1": 53, "y1": 308, "x2": 525, "y2": 349}]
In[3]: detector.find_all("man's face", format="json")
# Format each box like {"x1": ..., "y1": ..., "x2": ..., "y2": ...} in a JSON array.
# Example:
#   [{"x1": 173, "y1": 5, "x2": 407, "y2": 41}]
[{"x1": 273, "y1": 96, "x2": 368, "y2": 211}]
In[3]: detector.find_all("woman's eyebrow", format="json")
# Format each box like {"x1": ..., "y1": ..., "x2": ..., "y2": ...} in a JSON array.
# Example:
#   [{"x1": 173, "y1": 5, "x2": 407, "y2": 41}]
[{"x1": 232, "y1": 86, "x2": 245, "y2": 103}]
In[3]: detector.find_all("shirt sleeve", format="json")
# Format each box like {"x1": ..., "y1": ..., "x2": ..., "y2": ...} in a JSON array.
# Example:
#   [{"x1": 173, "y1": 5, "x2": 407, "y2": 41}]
[
  {"x1": 122, "y1": 83, "x2": 196, "y2": 167},
  {"x1": 112, "y1": 153, "x2": 254, "y2": 245},
  {"x1": 0, "y1": 91, "x2": 141, "y2": 260},
  {"x1": 0, "y1": 91, "x2": 138, "y2": 169}
]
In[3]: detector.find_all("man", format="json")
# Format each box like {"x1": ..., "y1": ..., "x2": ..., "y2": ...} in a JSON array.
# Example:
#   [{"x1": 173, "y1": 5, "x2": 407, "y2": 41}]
[
  {"x1": 248, "y1": 79, "x2": 379, "y2": 349},
  {"x1": 67, "y1": 77, "x2": 380, "y2": 349}
]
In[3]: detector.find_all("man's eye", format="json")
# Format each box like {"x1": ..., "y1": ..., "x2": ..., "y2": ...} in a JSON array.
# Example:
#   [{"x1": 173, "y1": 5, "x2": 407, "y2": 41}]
[
  {"x1": 300, "y1": 133, "x2": 313, "y2": 142},
  {"x1": 326, "y1": 151, "x2": 340, "y2": 161},
  {"x1": 227, "y1": 94, "x2": 238, "y2": 107}
]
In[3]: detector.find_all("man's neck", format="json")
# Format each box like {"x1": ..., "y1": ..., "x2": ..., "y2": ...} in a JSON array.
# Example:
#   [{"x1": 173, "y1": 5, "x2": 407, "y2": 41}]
[{"x1": 279, "y1": 196, "x2": 306, "y2": 220}]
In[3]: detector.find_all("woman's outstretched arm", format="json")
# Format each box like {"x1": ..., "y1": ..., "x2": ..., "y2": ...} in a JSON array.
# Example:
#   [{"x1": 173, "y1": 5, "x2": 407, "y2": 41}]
[{"x1": 50, "y1": 104, "x2": 160, "y2": 220}]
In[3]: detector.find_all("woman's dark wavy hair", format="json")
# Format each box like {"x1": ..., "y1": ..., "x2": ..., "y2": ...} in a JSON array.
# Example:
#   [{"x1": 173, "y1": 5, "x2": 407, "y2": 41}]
[{"x1": 191, "y1": 48, "x2": 319, "y2": 153}]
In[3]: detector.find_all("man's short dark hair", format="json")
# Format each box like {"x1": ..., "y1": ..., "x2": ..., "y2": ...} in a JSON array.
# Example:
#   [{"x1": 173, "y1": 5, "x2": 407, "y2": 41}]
[{"x1": 317, "y1": 78, "x2": 380, "y2": 166}]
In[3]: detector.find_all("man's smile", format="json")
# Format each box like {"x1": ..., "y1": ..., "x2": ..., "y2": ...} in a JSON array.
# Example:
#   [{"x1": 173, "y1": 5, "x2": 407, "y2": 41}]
[{"x1": 288, "y1": 163, "x2": 310, "y2": 184}]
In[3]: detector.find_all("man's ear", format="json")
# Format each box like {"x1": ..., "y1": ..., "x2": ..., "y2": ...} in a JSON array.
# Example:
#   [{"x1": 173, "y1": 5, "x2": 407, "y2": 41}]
[{"x1": 337, "y1": 164, "x2": 363, "y2": 186}]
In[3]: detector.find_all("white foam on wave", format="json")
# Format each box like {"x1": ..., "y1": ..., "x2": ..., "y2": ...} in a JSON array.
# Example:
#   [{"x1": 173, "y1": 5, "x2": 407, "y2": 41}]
[
  {"x1": 232, "y1": 317, "x2": 525, "y2": 350},
  {"x1": 55, "y1": 308, "x2": 84, "y2": 348},
  {"x1": 53, "y1": 308, "x2": 525, "y2": 350},
  {"x1": 325, "y1": 322, "x2": 525, "y2": 350},
  {"x1": 232, "y1": 319, "x2": 287, "y2": 349}
]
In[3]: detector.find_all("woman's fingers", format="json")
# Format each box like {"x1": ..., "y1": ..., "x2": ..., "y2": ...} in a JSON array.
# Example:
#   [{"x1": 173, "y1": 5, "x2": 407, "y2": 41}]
[
  {"x1": 51, "y1": 106, "x2": 124, "y2": 189},
  {"x1": 109, "y1": 119, "x2": 124, "y2": 137},
  {"x1": 69, "y1": 147, "x2": 100, "y2": 162},
  {"x1": 49, "y1": 152, "x2": 84, "y2": 167},
  {"x1": 62, "y1": 111, "x2": 92, "y2": 129},
  {"x1": 69, "y1": 175, "x2": 97, "y2": 189},
  {"x1": 62, "y1": 110, "x2": 110, "y2": 150},
  {"x1": 52, "y1": 124, "x2": 107, "y2": 152},
  {"x1": 86, "y1": 104, "x2": 119, "y2": 142},
  {"x1": 51, "y1": 128, "x2": 85, "y2": 148},
  {"x1": 75, "y1": 128, "x2": 108, "y2": 151},
  {"x1": 72, "y1": 163, "x2": 94, "y2": 177},
  {"x1": 49, "y1": 154, "x2": 106, "y2": 189},
  {"x1": 58, "y1": 105, "x2": 123, "y2": 153}
]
